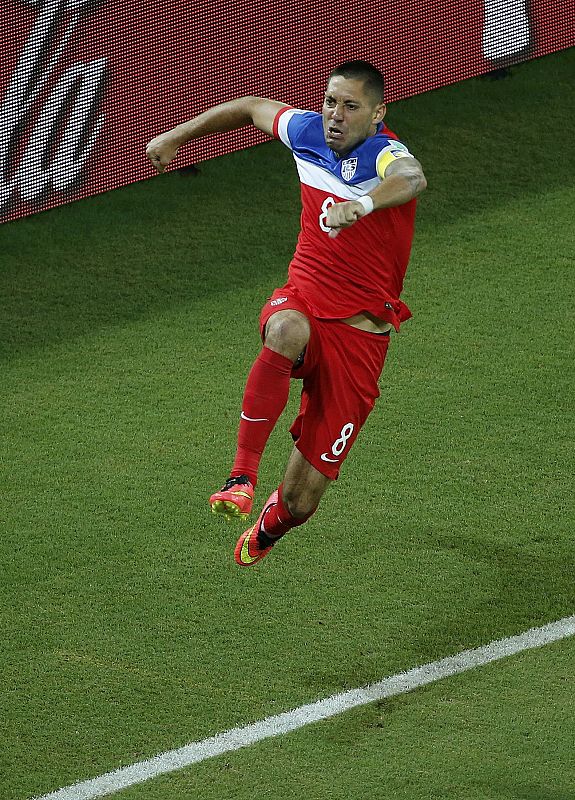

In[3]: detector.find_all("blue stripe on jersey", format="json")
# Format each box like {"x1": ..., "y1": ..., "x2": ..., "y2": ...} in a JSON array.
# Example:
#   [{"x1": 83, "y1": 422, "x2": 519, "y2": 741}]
[{"x1": 285, "y1": 111, "x2": 405, "y2": 185}]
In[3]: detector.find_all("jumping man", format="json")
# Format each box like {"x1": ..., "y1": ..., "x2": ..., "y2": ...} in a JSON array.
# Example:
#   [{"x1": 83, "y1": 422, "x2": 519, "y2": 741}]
[{"x1": 146, "y1": 60, "x2": 427, "y2": 566}]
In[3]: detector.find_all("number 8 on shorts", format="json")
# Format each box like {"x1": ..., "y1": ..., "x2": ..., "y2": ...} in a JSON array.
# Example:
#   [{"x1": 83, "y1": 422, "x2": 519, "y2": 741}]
[{"x1": 320, "y1": 422, "x2": 355, "y2": 463}]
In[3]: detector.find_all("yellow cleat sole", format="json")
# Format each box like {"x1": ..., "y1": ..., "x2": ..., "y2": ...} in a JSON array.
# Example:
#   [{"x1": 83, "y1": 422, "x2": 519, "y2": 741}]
[{"x1": 211, "y1": 499, "x2": 248, "y2": 522}]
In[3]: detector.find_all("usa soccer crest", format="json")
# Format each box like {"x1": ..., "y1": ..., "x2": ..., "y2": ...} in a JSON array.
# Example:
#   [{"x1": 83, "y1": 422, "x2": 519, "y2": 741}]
[{"x1": 341, "y1": 157, "x2": 358, "y2": 181}]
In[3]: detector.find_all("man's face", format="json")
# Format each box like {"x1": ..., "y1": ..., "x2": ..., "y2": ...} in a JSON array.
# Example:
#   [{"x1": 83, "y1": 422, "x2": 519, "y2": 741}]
[{"x1": 322, "y1": 75, "x2": 386, "y2": 157}]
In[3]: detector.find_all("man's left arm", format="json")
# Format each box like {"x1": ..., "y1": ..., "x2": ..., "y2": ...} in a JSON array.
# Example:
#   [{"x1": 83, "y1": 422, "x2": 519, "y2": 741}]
[{"x1": 326, "y1": 157, "x2": 427, "y2": 238}]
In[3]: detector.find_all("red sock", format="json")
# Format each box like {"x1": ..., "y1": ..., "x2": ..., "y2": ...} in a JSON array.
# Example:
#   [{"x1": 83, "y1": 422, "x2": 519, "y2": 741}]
[
  {"x1": 260, "y1": 484, "x2": 316, "y2": 541},
  {"x1": 231, "y1": 347, "x2": 293, "y2": 486}
]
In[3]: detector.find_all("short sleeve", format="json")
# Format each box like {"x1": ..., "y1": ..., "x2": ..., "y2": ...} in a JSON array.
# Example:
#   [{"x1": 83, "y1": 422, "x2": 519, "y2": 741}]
[
  {"x1": 376, "y1": 139, "x2": 416, "y2": 179},
  {"x1": 273, "y1": 108, "x2": 318, "y2": 150}
]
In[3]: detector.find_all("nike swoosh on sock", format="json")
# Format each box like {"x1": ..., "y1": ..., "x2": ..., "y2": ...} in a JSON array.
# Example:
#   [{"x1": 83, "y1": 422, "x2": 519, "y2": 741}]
[{"x1": 240, "y1": 411, "x2": 269, "y2": 422}]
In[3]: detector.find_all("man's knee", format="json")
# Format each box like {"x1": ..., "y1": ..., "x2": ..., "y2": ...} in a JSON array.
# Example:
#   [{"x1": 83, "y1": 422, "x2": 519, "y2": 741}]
[{"x1": 264, "y1": 310, "x2": 310, "y2": 363}]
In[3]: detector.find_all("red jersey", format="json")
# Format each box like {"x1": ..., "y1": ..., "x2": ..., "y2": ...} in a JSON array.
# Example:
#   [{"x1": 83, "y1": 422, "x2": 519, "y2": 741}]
[{"x1": 273, "y1": 107, "x2": 418, "y2": 330}]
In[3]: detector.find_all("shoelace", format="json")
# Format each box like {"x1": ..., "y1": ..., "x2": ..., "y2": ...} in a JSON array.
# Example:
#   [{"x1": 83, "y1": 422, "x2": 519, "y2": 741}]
[{"x1": 221, "y1": 474, "x2": 251, "y2": 491}]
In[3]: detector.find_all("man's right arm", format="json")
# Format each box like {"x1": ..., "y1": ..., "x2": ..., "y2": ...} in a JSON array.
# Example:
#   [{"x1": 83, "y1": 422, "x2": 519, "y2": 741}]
[{"x1": 146, "y1": 97, "x2": 288, "y2": 173}]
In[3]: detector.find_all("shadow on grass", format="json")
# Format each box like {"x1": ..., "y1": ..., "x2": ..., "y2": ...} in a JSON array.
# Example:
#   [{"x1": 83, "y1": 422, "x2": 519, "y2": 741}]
[
  {"x1": 403, "y1": 530, "x2": 575, "y2": 668},
  {"x1": 512, "y1": 789, "x2": 575, "y2": 800}
]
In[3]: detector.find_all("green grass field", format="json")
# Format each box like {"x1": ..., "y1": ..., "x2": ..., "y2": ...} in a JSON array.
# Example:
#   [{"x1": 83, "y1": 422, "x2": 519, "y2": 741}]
[{"x1": 1, "y1": 49, "x2": 574, "y2": 800}]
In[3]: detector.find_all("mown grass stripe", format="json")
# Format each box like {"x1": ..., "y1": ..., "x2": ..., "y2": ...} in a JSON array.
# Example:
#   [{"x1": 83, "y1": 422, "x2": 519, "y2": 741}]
[{"x1": 33, "y1": 615, "x2": 575, "y2": 800}]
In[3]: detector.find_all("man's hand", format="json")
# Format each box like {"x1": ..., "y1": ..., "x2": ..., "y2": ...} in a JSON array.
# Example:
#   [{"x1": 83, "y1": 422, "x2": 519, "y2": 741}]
[
  {"x1": 146, "y1": 132, "x2": 181, "y2": 173},
  {"x1": 326, "y1": 200, "x2": 367, "y2": 239}
]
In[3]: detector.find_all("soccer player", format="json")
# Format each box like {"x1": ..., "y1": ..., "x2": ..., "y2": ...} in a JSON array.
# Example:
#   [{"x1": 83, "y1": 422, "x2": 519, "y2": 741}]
[{"x1": 146, "y1": 60, "x2": 427, "y2": 566}]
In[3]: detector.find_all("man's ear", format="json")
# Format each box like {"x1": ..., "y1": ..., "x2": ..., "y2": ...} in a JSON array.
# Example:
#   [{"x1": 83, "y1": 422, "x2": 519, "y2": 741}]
[{"x1": 373, "y1": 102, "x2": 387, "y2": 125}]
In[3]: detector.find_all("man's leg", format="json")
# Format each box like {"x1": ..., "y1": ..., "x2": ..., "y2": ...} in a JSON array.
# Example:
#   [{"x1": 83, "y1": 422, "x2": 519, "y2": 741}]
[
  {"x1": 233, "y1": 319, "x2": 391, "y2": 564},
  {"x1": 231, "y1": 309, "x2": 310, "y2": 484},
  {"x1": 234, "y1": 447, "x2": 330, "y2": 566},
  {"x1": 276, "y1": 445, "x2": 331, "y2": 520},
  {"x1": 210, "y1": 310, "x2": 310, "y2": 520}
]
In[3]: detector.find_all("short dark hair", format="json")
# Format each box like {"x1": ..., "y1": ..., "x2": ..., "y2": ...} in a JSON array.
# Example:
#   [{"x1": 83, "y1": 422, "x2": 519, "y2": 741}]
[{"x1": 329, "y1": 60, "x2": 385, "y2": 103}]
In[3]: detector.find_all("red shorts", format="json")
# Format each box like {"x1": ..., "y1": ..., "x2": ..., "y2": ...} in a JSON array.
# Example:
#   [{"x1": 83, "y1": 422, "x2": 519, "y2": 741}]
[{"x1": 260, "y1": 286, "x2": 391, "y2": 479}]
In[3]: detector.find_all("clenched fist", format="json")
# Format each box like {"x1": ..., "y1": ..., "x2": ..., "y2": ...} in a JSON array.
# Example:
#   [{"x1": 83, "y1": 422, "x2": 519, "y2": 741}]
[{"x1": 146, "y1": 132, "x2": 181, "y2": 173}]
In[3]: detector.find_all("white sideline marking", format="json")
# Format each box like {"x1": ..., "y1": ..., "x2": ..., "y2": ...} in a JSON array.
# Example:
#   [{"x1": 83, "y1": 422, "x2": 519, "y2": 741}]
[{"x1": 33, "y1": 615, "x2": 575, "y2": 800}]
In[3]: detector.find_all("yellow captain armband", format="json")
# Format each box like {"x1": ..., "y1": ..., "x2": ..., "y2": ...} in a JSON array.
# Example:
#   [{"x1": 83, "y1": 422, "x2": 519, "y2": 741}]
[{"x1": 376, "y1": 142, "x2": 414, "y2": 179}]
